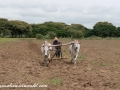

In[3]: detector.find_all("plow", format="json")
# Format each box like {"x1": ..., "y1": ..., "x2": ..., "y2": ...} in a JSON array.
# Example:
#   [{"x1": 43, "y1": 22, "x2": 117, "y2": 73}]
[{"x1": 50, "y1": 43, "x2": 70, "y2": 61}]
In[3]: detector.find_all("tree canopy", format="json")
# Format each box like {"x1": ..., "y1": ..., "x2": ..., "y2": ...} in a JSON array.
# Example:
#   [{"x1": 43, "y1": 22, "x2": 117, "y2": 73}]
[
  {"x1": 92, "y1": 22, "x2": 118, "y2": 38},
  {"x1": 0, "y1": 18, "x2": 9, "y2": 37},
  {"x1": 8, "y1": 20, "x2": 32, "y2": 37},
  {"x1": 0, "y1": 17, "x2": 120, "y2": 38}
]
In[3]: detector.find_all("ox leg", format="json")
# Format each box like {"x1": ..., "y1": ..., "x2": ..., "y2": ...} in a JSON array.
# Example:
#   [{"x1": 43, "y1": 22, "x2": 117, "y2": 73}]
[
  {"x1": 71, "y1": 54, "x2": 74, "y2": 63},
  {"x1": 74, "y1": 59, "x2": 76, "y2": 65},
  {"x1": 48, "y1": 54, "x2": 50, "y2": 63},
  {"x1": 45, "y1": 58, "x2": 49, "y2": 67},
  {"x1": 73, "y1": 54, "x2": 78, "y2": 65},
  {"x1": 41, "y1": 59, "x2": 46, "y2": 66},
  {"x1": 43, "y1": 55, "x2": 49, "y2": 66}
]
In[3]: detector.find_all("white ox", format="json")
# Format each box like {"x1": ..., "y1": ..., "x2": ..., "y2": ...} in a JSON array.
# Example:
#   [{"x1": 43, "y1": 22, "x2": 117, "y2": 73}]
[
  {"x1": 41, "y1": 41, "x2": 52, "y2": 66},
  {"x1": 69, "y1": 40, "x2": 80, "y2": 65}
]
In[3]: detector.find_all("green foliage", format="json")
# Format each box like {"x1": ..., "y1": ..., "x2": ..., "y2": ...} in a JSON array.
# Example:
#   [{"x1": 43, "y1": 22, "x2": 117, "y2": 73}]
[
  {"x1": 0, "y1": 18, "x2": 9, "y2": 37},
  {"x1": 74, "y1": 30, "x2": 84, "y2": 38},
  {"x1": 1, "y1": 18, "x2": 120, "y2": 38},
  {"x1": 93, "y1": 21, "x2": 118, "y2": 38},
  {"x1": 67, "y1": 29, "x2": 83, "y2": 38},
  {"x1": 36, "y1": 34, "x2": 43, "y2": 39},
  {"x1": 31, "y1": 22, "x2": 68, "y2": 38},
  {"x1": 31, "y1": 22, "x2": 72, "y2": 38},
  {"x1": 117, "y1": 27, "x2": 120, "y2": 37},
  {"x1": 49, "y1": 78, "x2": 63, "y2": 85},
  {"x1": 56, "y1": 30, "x2": 68, "y2": 38},
  {"x1": 84, "y1": 29, "x2": 93, "y2": 37},
  {"x1": 45, "y1": 31, "x2": 56, "y2": 39},
  {"x1": 70, "y1": 24, "x2": 86, "y2": 33},
  {"x1": 8, "y1": 20, "x2": 32, "y2": 38},
  {"x1": 0, "y1": 18, "x2": 8, "y2": 30}
]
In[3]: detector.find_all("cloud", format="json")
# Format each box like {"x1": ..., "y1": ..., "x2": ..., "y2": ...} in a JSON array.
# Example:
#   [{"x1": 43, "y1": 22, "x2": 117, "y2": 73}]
[{"x1": 0, "y1": 0, "x2": 120, "y2": 28}]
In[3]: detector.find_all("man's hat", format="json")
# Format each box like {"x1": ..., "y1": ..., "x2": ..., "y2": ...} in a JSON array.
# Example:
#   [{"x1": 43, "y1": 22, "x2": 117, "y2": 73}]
[{"x1": 54, "y1": 37, "x2": 58, "y2": 40}]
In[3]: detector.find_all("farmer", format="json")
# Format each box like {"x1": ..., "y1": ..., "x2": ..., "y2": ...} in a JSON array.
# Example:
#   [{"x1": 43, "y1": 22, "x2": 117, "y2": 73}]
[{"x1": 53, "y1": 37, "x2": 61, "y2": 58}]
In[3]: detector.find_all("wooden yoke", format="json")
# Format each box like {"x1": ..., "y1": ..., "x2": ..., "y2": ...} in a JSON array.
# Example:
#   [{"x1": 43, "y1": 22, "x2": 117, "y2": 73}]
[{"x1": 50, "y1": 43, "x2": 71, "y2": 47}]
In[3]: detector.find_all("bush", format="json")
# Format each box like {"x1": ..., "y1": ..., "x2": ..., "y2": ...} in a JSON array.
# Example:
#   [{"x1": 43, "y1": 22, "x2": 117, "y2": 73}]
[
  {"x1": 36, "y1": 34, "x2": 43, "y2": 39},
  {"x1": 46, "y1": 31, "x2": 56, "y2": 39},
  {"x1": 67, "y1": 29, "x2": 83, "y2": 38},
  {"x1": 74, "y1": 30, "x2": 83, "y2": 38}
]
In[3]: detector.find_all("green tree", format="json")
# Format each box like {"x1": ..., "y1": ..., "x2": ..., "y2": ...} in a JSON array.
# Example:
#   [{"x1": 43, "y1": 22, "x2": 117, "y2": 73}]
[
  {"x1": 117, "y1": 27, "x2": 120, "y2": 37},
  {"x1": 8, "y1": 20, "x2": 32, "y2": 38},
  {"x1": 36, "y1": 34, "x2": 43, "y2": 39},
  {"x1": 30, "y1": 24, "x2": 48, "y2": 37},
  {"x1": 84, "y1": 29, "x2": 93, "y2": 38},
  {"x1": 74, "y1": 30, "x2": 83, "y2": 38},
  {"x1": 70, "y1": 24, "x2": 86, "y2": 33},
  {"x1": 0, "y1": 18, "x2": 9, "y2": 37},
  {"x1": 93, "y1": 22, "x2": 118, "y2": 38},
  {"x1": 67, "y1": 29, "x2": 83, "y2": 38},
  {"x1": 56, "y1": 30, "x2": 68, "y2": 38},
  {"x1": 45, "y1": 31, "x2": 56, "y2": 39},
  {"x1": 30, "y1": 22, "x2": 68, "y2": 38}
]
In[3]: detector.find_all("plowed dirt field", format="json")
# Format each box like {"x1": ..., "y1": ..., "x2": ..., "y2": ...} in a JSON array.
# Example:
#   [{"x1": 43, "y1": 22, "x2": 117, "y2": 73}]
[{"x1": 0, "y1": 38, "x2": 120, "y2": 90}]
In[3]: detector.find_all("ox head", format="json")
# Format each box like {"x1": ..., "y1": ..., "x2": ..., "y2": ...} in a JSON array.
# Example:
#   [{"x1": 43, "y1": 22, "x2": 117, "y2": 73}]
[
  {"x1": 71, "y1": 40, "x2": 80, "y2": 51},
  {"x1": 41, "y1": 41, "x2": 52, "y2": 58}
]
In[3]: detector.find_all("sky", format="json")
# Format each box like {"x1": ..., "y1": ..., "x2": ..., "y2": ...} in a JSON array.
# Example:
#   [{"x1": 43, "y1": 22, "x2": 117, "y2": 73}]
[{"x1": 0, "y1": 0, "x2": 120, "y2": 28}]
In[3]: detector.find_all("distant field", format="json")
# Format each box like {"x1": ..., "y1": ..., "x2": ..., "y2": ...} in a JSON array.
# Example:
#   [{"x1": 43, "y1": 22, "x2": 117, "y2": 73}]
[
  {"x1": 0, "y1": 38, "x2": 20, "y2": 43},
  {"x1": 0, "y1": 38, "x2": 37, "y2": 44},
  {"x1": 0, "y1": 38, "x2": 74, "y2": 45},
  {"x1": 0, "y1": 37, "x2": 120, "y2": 43}
]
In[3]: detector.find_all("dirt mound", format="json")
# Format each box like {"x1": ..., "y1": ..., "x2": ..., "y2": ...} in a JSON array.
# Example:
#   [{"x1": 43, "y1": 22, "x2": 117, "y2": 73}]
[{"x1": 0, "y1": 39, "x2": 120, "y2": 90}]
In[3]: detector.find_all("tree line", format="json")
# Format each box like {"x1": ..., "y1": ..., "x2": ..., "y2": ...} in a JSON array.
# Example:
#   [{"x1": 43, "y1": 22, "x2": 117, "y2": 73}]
[{"x1": 0, "y1": 18, "x2": 120, "y2": 38}]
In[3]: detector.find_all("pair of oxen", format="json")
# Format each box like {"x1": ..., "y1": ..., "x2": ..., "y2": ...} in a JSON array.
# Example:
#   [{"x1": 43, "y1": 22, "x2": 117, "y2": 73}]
[{"x1": 41, "y1": 40, "x2": 80, "y2": 66}]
